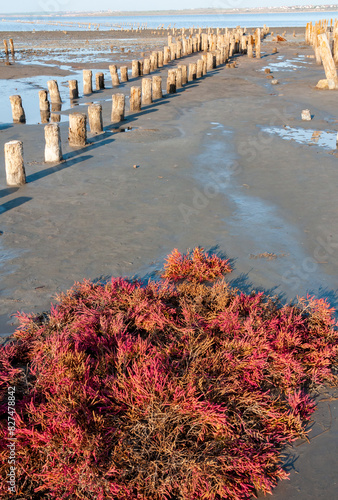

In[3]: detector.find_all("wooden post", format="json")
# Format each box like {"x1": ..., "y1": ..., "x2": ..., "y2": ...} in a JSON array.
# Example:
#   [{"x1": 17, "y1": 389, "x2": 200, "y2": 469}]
[
  {"x1": 141, "y1": 78, "x2": 152, "y2": 105},
  {"x1": 318, "y1": 32, "x2": 338, "y2": 89},
  {"x1": 109, "y1": 65, "x2": 120, "y2": 86},
  {"x1": 4, "y1": 140, "x2": 26, "y2": 186},
  {"x1": 166, "y1": 69, "x2": 176, "y2": 94},
  {"x1": 188, "y1": 63, "x2": 197, "y2": 82},
  {"x1": 157, "y1": 50, "x2": 164, "y2": 67},
  {"x1": 88, "y1": 103, "x2": 103, "y2": 133},
  {"x1": 9, "y1": 38, "x2": 14, "y2": 56},
  {"x1": 47, "y1": 80, "x2": 61, "y2": 103},
  {"x1": 83, "y1": 70, "x2": 93, "y2": 94},
  {"x1": 3, "y1": 39, "x2": 8, "y2": 56},
  {"x1": 163, "y1": 46, "x2": 170, "y2": 64},
  {"x1": 196, "y1": 59, "x2": 203, "y2": 78},
  {"x1": 111, "y1": 94, "x2": 125, "y2": 123},
  {"x1": 255, "y1": 29, "x2": 261, "y2": 58},
  {"x1": 247, "y1": 36, "x2": 254, "y2": 58},
  {"x1": 132, "y1": 59, "x2": 140, "y2": 78},
  {"x1": 9, "y1": 95, "x2": 26, "y2": 123},
  {"x1": 143, "y1": 58, "x2": 150, "y2": 75},
  {"x1": 120, "y1": 66, "x2": 128, "y2": 82},
  {"x1": 44, "y1": 123, "x2": 63, "y2": 162},
  {"x1": 176, "y1": 67, "x2": 183, "y2": 88},
  {"x1": 207, "y1": 52, "x2": 215, "y2": 71},
  {"x1": 179, "y1": 64, "x2": 187, "y2": 85},
  {"x1": 130, "y1": 86, "x2": 141, "y2": 112},
  {"x1": 69, "y1": 113, "x2": 87, "y2": 147},
  {"x1": 39, "y1": 90, "x2": 50, "y2": 111},
  {"x1": 152, "y1": 75, "x2": 162, "y2": 99},
  {"x1": 95, "y1": 72, "x2": 105, "y2": 90},
  {"x1": 69, "y1": 80, "x2": 79, "y2": 99}
]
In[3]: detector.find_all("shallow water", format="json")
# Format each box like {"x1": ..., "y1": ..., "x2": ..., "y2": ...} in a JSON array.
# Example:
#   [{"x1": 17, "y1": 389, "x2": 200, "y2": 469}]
[{"x1": 262, "y1": 125, "x2": 337, "y2": 150}]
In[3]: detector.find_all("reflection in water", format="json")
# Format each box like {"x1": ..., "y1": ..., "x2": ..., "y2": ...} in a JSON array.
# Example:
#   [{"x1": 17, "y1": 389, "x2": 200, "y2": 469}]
[
  {"x1": 51, "y1": 113, "x2": 61, "y2": 123},
  {"x1": 262, "y1": 125, "x2": 337, "y2": 150},
  {"x1": 40, "y1": 110, "x2": 50, "y2": 123}
]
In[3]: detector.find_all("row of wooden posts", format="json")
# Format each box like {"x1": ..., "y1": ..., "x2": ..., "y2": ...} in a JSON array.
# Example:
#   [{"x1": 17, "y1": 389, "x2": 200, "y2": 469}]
[
  {"x1": 4, "y1": 25, "x2": 270, "y2": 187},
  {"x1": 3, "y1": 38, "x2": 15, "y2": 57},
  {"x1": 305, "y1": 19, "x2": 338, "y2": 89}
]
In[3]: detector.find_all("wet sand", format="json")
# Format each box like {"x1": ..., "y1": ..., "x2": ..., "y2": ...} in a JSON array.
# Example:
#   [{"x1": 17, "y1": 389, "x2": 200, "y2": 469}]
[{"x1": 0, "y1": 26, "x2": 338, "y2": 498}]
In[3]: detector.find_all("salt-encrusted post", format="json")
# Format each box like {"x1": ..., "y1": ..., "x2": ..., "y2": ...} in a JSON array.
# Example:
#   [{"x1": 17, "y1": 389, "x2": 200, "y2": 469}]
[
  {"x1": 83, "y1": 70, "x2": 94, "y2": 95},
  {"x1": 95, "y1": 72, "x2": 105, "y2": 90},
  {"x1": 9, "y1": 95, "x2": 26, "y2": 123},
  {"x1": 9, "y1": 38, "x2": 14, "y2": 56},
  {"x1": 39, "y1": 90, "x2": 50, "y2": 112},
  {"x1": 143, "y1": 58, "x2": 150, "y2": 75},
  {"x1": 157, "y1": 51, "x2": 164, "y2": 67},
  {"x1": 44, "y1": 123, "x2": 63, "y2": 162},
  {"x1": 120, "y1": 66, "x2": 128, "y2": 82},
  {"x1": 69, "y1": 113, "x2": 87, "y2": 147},
  {"x1": 197, "y1": 59, "x2": 203, "y2": 78},
  {"x1": 69, "y1": 80, "x2": 79, "y2": 99},
  {"x1": 255, "y1": 29, "x2": 261, "y2": 58},
  {"x1": 111, "y1": 94, "x2": 125, "y2": 123},
  {"x1": 130, "y1": 86, "x2": 141, "y2": 111},
  {"x1": 88, "y1": 103, "x2": 103, "y2": 133},
  {"x1": 247, "y1": 36, "x2": 254, "y2": 58},
  {"x1": 132, "y1": 60, "x2": 140, "y2": 78},
  {"x1": 163, "y1": 46, "x2": 170, "y2": 64},
  {"x1": 47, "y1": 80, "x2": 62, "y2": 103},
  {"x1": 4, "y1": 140, "x2": 26, "y2": 186},
  {"x1": 152, "y1": 75, "x2": 162, "y2": 99},
  {"x1": 179, "y1": 64, "x2": 188, "y2": 85},
  {"x1": 109, "y1": 65, "x2": 120, "y2": 86},
  {"x1": 176, "y1": 66, "x2": 183, "y2": 88},
  {"x1": 141, "y1": 78, "x2": 152, "y2": 105},
  {"x1": 207, "y1": 52, "x2": 215, "y2": 71},
  {"x1": 166, "y1": 69, "x2": 176, "y2": 94},
  {"x1": 318, "y1": 32, "x2": 338, "y2": 89}
]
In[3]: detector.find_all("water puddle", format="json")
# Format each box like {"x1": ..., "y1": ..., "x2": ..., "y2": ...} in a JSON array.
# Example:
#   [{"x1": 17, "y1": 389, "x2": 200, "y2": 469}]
[
  {"x1": 262, "y1": 126, "x2": 337, "y2": 150},
  {"x1": 262, "y1": 56, "x2": 311, "y2": 72}
]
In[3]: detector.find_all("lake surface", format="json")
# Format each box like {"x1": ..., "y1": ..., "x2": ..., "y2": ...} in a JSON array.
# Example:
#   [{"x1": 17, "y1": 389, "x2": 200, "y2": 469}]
[{"x1": 0, "y1": 11, "x2": 338, "y2": 31}]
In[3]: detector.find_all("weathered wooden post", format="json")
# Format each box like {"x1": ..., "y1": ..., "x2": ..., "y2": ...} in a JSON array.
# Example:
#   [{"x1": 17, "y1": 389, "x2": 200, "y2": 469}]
[
  {"x1": 44, "y1": 123, "x2": 63, "y2": 162},
  {"x1": 247, "y1": 36, "x2": 254, "y2": 58},
  {"x1": 9, "y1": 38, "x2": 14, "y2": 56},
  {"x1": 197, "y1": 59, "x2": 203, "y2": 78},
  {"x1": 120, "y1": 66, "x2": 128, "y2": 82},
  {"x1": 69, "y1": 113, "x2": 87, "y2": 147},
  {"x1": 179, "y1": 64, "x2": 188, "y2": 85},
  {"x1": 207, "y1": 52, "x2": 215, "y2": 71},
  {"x1": 317, "y1": 32, "x2": 338, "y2": 89},
  {"x1": 47, "y1": 80, "x2": 61, "y2": 103},
  {"x1": 188, "y1": 63, "x2": 197, "y2": 82},
  {"x1": 95, "y1": 72, "x2": 105, "y2": 90},
  {"x1": 163, "y1": 46, "x2": 170, "y2": 64},
  {"x1": 111, "y1": 94, "x2": 125, "y2": 123},
  {"x1": 143, "y1": 58, "x2": 150, "y2": 75},
  {"x1": 255, "y1": 29, "x2": 261, "y2": 58},
  {"x1": 166, "y1": 69, "x2": 176, "y2": 94},
  {"x1": 132, "y1": 59, "x2": 140, "y2": 78},
  {"x1": 3, "y1": 39, "x2": 8, "y2": 56},
  {"x1": 9, "y1": 95, "x2": 26, "y2": 123},
  {"x1": 141, "y1": 78, "x2": 152, "y2": 105},
  {"x1": 130, "y1": 86, "x2": 141, "y2": 111},
  {"x1": 152, "y1": 75, "x2": 162, "y2": 99},
  {"x1": 69, "y1": 80, "x2": 79, "y2": 99},
  {"x1": 157, "y1": 50, "x2": 164, "y2": 67},
  {"x1": 176, "y1": 67, "x2": 183, "y2": 88},
  {"x1": 109, "y1": 65, "x2": 120, "y2": 86},
  {"x1": 39, "y1": 90, "x2": 50, "y2": 112},
  {"x1": 83, "y1": 70, "x2": 93, "y2": 94},
  {"x1": 4, "y1": 140, "x2": 26, "y2": 186},
  {"x1": 88, "y1": 103, "x2": 103, "y2": 133}
]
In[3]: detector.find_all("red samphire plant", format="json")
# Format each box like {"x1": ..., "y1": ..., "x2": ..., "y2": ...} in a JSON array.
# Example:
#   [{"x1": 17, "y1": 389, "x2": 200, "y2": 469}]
[{"x1": 0, "y1": 248, "x2": 337, "y2": 499}]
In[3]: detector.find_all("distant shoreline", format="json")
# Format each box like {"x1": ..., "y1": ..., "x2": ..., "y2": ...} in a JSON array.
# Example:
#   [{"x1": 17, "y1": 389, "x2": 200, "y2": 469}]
[{"x1": 2, "y1": 7, "x2": 338, "y2": 17}]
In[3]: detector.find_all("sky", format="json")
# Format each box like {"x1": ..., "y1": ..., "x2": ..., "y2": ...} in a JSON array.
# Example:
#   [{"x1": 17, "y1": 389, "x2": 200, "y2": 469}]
[{"x1": 1, "y1": 0, "x2": 337, "y2": 15}]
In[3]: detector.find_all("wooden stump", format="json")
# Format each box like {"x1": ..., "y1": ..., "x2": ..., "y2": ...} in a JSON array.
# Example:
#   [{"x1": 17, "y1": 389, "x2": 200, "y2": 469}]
[
  {"x1": 39, "y1": 90, "x2": 50, "y2": 111},
  {"x1": 197, "y1": 59, "x2": 203, "y2": 78},
  {"x1": 111, "y1": 94, "x2": 125, "y2": 123},
  {"x1": 44, "y1": 123, "x2": 63, "y2": 162},
  {"x1": 132, "y1": 59, "x2": 140, "y2": 78},
  {"x1": 255, "y1": 29, "x2": 261, "y2": 58},
  {"x1": 47, "y1": 80, "x2": 62, "y2": 103},
  {"x1": 95, "y1": 72, "x2": 105, "y2": 90},
  {"x1": 318, "y1": 32, "x2": 338, "y2": 89},
  {"x1": 152, "y1": 75, "x2": 162, "y2": 100},
  {"x1": 3, "y1": 39, "x2": 8, "y2": 56},
  {"x1": 109, "y1": 65, "x2": 120, "y2": 86},
  {"x1": 9, "y1": 95, "x2": 26, "y2": 123},
  {"x1": 88, "y1": 103, "x2": 103, "y2": 134},
  {"x1": 9, "y1": 38, "x2": 14, "y2": 56},
  {"x1": 120, "y1": 66, "x2": 128, "y2": 82},
  {"x1": 179, "y1": 64, "x2": 188, "y2": 85},
  {"x1": 176, "y1": 67, "x2": 183, "y2": 88},
  {"x1": 207, "y1": 52, "x2": 215, "y2": 71},
  {"x1": 157, "y1": 50, "x2": 164, "y2": 67},
  {"x1": 69, "y1": 80, "x2": 79, "y2": 99},
  {"x1": 163, "y1": 46, "x2": 170, "y2": 64},
  {"x1": 83, "y1": 70, "x2": 93, "y2": 94},
  {"x1": 130, "y1": 86, "x2": 141, "y2": 112},
  {"x1": 142, "y1": 78, "x2": 152, "y2": 105},
  {"x1": 166, "y1": 69, "x2": 176, "y2": 94},
  {"x1": 188, "y1": 63, "x2": 197, "y2": 81},
  {"x1": 4, "y1": 140, "x2": 26, "y2": 186},
  {"x1": 143, "y1": 58, "x2": 150, "y2": 75},
  {"x1": 69, "y1": 113, "x2": 87, "y2": 147}
]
